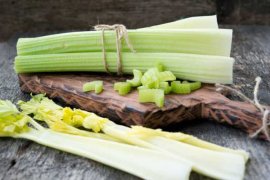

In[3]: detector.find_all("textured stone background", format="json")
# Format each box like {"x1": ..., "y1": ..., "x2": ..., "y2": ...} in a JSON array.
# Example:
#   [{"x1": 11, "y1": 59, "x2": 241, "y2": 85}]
[{"x1": 1, "y1": 0, "x2": 270, "y2": 40}]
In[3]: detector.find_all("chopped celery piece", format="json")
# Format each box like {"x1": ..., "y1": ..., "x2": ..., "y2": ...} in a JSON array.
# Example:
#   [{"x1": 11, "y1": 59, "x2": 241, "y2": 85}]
[
  {"x1": 141, "y1": 15, "x2": 218, "y2": 29},
  {"x1": 158, "y1": 71, "x2": 176, "y2": 82},
  {"x1": 171, "y1": 81, "x2": 191, "y2": 94},
  {"x1": 159, "y1": 82, "x2": 171, "y2": 95},
  {"x1": 114, "y1": 82, "x2": 132, "y2": 95},
  {"x1": 126, "y1": 69, "x2": 143, "y2": 87},
  {"x1": 15, "y1": 52, "x2": 234, "y2": 84},
  {"x1": 83, "y1": 81, "x2": 103, "y2": 94},
  {"x1": 141, "y1": 68, "x2": 160, "y2": 88},
  {"x1": 16, "y1": 29, "x2": 232, "y2": 57},
  {"x1": 139, "y1": 89, "x2": 164, "y2": 107},
  {"x1": 190, "y1": 81, "x2": 202, "y2": 91},
  {"x1": 182, "y1": 81, "x2": 202, "y2": 91},
  {"x1": 155, "y1": 62, "x2": 164, "y2": 72}
]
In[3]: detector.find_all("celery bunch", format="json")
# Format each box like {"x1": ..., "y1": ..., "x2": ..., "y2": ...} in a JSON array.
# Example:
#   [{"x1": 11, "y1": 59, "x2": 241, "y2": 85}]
[
  {"x1": 14, "y1": 15, "x2": 234, "y2": 84},
  {"x1": 17, "y1": 94, "x2": 249, "y2": 180}
]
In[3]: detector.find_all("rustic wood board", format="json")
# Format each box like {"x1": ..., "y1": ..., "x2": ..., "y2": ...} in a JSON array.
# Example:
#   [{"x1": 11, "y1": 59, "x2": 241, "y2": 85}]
[
  {"x1": 1, "y1": 26, "x2": 270, "y2": 180},
  {"x1": 18, "y1": 73, "x2": 268, "y2": 140},
  {"x1": 18, "y1": 73, "x2": 203, "y2": 127}
]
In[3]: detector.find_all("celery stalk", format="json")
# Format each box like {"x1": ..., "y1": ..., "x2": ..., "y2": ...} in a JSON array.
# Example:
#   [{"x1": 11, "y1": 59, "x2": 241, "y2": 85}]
[
  {"x1": 126, "y1": 126, "x2": 250, "y2": 162},
  {"x1": 15, "y1": 52, "x2": 234, "y2": 84},
  {"x1": 145, "y1": 136, "x2": 245, "y2": 180},
  {"x1": 18, "y1": 95, "x2": 249, "y2": 180},
  {"x1": 0, "y1": 100, "x2": 192, "y2": 180},
  {"x1": 18, "y1": 129, "x2": 192, "y2": 180},
  {"x1": 141, "y1": 15, "x2": 218, "y2": 29},
  {"x1": 16, "y1": 29, "x2": 232, "y2": 56}
]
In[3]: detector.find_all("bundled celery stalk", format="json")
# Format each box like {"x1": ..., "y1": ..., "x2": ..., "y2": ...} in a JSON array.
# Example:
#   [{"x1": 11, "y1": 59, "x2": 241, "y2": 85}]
[
  {"x1": 0, "y1": 99, "x2": 192, "y2": 180},
  {"x1": 16, "y1": 29, "x2": 232, "y2": 56},
  {"x1": 15, "y1": 15, "x2": 234, "y2": 84},
  {"x1": 141, "y1": 15, "x2": 218, "y2": 29},
  {"x1": 15, "y1": 52, "x2": 234, "y2": 84},
  {"x1": 18, "y1": 94, "x2": 249, "y2": 180}
]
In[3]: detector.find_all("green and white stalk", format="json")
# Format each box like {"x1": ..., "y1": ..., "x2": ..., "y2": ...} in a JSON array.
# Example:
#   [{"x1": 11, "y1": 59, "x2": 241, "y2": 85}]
[
  {"x1": 141, "y1": 15, "x2": 218, "y2": 29},
  {"x1": 16, "y1": 29, "x2": 232, "y2": 56},
  {"x1": 19, "y1": 95, "x2": 249, "y2": 180},
  {"x1": 17, "y1": 128, "x2": 192, "y2": 180},
  {"x1": 15, "y1": 52, "x2": 234, "y2": 84},
  {"x1": 0, "y1": 100, "x2": 192, "y2": 180},
  {"x1": 102, "y1": 123, "x2": 246, "y2": 180}
]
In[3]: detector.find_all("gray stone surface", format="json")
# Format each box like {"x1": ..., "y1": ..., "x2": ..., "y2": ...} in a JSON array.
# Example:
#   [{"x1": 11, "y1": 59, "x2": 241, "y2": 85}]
[
  {"x1": 1, "y1": 0, "x2": 270, "y2": 41},
  {"x1": 0, "y1": 0, "x2": 216, "y2": 41},
  {"x1": 0, "y1": 26, "x2": 270, "y2": 180}
]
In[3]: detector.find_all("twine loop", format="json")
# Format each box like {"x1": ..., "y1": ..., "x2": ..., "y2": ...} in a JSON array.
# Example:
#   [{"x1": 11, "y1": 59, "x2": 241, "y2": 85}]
[
  {"x1": 216, "y1": 77, "x2": 270, "y2": 140},
  {"x1": 94, "y1": 24, "x2": 136, "y2": 75}
]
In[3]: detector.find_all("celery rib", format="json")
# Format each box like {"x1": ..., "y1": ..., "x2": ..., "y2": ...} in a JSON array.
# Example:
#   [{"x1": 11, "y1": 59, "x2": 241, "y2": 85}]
[
  {"x1": 17, "y1": 29, "x2": 232, "y2": 57},
  {"x1": 15, "y1": 52, "x2": 234, "y2": 84}
]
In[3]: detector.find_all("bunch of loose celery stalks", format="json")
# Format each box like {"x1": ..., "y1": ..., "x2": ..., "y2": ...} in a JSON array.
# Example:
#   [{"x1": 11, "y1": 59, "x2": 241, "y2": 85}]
[
  {"x1": 15, "y1": 15, "x2": 234, "y2": 84},
  {"x1": 1, "y1": 94, "x2": 248, "y2": 180}
]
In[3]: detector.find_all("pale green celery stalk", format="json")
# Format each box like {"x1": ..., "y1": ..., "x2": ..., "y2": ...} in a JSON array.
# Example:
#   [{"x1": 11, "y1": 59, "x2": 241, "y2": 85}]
[
  {"x1": 0, "y1": 101, "x2": 192, "y2": 180},
  {"x1": 16, "y1": 29, "x2": 232, "y2": 56},
  {"x1": 145, "y1": 136, "x2": 245, "y2": 180},
  {"x1": 129, "y1": 126, "x2": 249, "y2": 162},
  {"x1": 101, "y1": 123, "x2": 246, "y2": 180},
  {"x1": 17, "y1": 128, "x2": 191, "y2": 180},
  {"x1": 141, "y1": 15, "x2": 218, "y2": 29},
  {"x1": 19, "y1": 95, "x2": 248, "y2": 180},
  {"x1": 15, "y1": 52, "x2": 234, "y2": 84}
]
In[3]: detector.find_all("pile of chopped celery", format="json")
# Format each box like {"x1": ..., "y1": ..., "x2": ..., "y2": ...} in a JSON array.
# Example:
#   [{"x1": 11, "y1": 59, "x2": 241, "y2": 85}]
[
  {"x1": 119, "y1": 64, "x2": 202, "y2": 107},
  {"x1": 14, "y1": 15, "x2": 234, "y2": 84},
  {"x1": 85, "y1": 64, "x2": 202, "y2": 107},
  {"x1": 0, "y1": 94, "x2": 248, "y2": 180}
]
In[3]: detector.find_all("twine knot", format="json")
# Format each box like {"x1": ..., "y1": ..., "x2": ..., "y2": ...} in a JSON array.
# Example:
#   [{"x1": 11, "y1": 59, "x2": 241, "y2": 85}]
[
  {"x1": 94, "y1": 24, "x2": 136, "y2": 75},
  {"x1": 215, "y1": 77, "x2": 270, "y2": 140}
]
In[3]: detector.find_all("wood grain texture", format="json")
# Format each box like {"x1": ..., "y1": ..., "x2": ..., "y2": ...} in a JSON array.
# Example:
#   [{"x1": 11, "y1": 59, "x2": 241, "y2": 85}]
[{"x1": 1, "y1": 26, "x2": 270, "y2": 180}]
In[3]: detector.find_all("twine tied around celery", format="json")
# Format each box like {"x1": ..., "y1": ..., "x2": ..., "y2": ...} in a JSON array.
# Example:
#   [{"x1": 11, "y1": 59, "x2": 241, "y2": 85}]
[
  {"x1": 216, "y1": 77, "x2": 270, "y2": 141},
  {"x1": 94, "y1": 24, "x2": 136, "y2": 75}
]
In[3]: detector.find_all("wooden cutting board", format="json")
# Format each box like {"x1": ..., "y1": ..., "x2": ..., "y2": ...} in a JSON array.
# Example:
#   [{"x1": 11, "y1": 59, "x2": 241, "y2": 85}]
[{"x1": 18, "y1": 73, "x2": 268, "y2": 140}]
